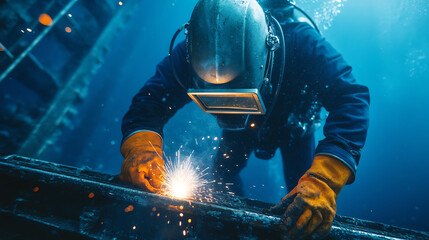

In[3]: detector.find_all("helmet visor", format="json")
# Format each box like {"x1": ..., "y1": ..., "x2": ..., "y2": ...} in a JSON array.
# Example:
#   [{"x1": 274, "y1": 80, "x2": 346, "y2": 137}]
[{"x1": 187, "y1": 89, "x2": 266, "y2": 114}]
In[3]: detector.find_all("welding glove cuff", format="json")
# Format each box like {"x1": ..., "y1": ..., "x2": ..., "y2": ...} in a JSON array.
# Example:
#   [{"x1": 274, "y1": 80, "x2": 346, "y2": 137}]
[
  {"x1": 120, "y1": 131, "x2": 165, "y2": 192},
  {"x1": 270, "y1": 155, "x2": 352, "y2": 239}
]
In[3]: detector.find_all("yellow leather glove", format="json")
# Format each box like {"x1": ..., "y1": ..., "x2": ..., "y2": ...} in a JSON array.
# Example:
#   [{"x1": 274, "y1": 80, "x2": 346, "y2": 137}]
[
  {"x1": 270, "y1": 155, "x2": 352, "y2": 240},
  {"x1": 119, "y1": 131, "x2": 165, "y2": 192}
]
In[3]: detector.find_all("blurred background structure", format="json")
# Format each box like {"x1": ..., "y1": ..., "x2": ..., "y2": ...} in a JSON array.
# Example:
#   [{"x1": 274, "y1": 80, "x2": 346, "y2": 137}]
[
  {"x1": 0, "y1": 0, "x2": 428, "y2": 233},
  {"x1": 0, "y1": 0, "x2": 137, "y2": 157}
]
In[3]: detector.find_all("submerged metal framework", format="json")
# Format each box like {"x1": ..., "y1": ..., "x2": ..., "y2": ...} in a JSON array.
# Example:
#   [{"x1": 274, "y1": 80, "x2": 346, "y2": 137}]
[
  {"x1": 0, "y1": 155, "x2": 427, "y2": 239},
  {"x1": 0, "y1": 0, "x2": 138, "y2": 157}
]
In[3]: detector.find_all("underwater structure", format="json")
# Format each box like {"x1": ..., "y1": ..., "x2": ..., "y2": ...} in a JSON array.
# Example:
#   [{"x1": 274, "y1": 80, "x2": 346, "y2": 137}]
[
  {"x1": 0, "y1": 155, "x2": 428, "y2": 239},
  {"x1": 0, "y1": 0, "x2": 137, "y2": 157}
]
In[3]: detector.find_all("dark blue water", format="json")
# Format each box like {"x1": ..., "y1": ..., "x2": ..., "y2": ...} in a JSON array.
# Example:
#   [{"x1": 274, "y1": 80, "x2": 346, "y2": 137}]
[{"x1": 41, "y1": 0, "x2": 429, "y2": 232}]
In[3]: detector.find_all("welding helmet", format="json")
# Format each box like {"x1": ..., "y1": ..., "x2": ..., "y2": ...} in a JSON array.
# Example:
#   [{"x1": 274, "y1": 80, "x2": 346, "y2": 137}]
[{"x1": 170, "y1": 0, "x2": 285, "y2": 129}]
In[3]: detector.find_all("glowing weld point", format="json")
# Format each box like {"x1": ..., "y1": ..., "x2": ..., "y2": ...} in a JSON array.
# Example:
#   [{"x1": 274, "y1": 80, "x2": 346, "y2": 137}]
[{"x1": 163, "y1": 151, "x2": 208, "y2": 200}]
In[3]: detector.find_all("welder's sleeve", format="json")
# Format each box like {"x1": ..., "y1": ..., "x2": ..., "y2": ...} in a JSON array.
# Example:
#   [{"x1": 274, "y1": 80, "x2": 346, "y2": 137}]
[
  {"x1": 121, "y1": 41, "x2": 192, "y2": 142},
  {"x1": 294, "y1": 23, "x2": 370, "y2": 183}
]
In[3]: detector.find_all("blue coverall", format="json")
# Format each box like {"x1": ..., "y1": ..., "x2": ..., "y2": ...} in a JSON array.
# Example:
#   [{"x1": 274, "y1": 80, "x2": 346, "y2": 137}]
[{"x1": 121, "y1": 22, "x2": 370, "y2": 194}]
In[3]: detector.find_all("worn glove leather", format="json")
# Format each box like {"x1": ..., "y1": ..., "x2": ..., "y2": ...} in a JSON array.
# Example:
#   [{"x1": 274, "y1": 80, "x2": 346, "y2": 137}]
[
  {"x1": 270, "y1": 155, "x2": 352, "y2": 240},
  {"x1": 119, "y1": 131, "x2": 165, "y2": 192}
]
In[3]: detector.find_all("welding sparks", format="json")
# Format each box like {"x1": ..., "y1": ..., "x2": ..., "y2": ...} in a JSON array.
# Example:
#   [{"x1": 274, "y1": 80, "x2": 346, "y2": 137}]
[{"x1": 162, "y1": 151, "x2": 208, "y2": 200}]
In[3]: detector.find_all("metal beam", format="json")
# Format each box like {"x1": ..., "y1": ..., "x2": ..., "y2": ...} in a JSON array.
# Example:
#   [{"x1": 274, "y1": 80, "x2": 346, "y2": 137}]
[{"x1": 0, "y1": 155, "x2": 427, "y2": 239}]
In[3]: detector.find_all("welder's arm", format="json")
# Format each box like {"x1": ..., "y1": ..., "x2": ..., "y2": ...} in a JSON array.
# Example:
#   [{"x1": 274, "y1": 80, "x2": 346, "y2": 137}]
[
  {"x1": 272, "y1": 23, "x2": 369, "y2": 239},
  {"x1": 120, "y1": 41, "x2": 192, "y2": 190},
  {"x1": 295, "y1": 24, "x2": 370, "y2": 182},
  {"x1": 121, "y1": 41, "x2": 192, "y2": 140}
]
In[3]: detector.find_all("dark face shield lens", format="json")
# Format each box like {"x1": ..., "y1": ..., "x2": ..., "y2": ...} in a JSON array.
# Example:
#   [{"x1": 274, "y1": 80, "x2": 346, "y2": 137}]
[
  {"x1": 187, "y1": 89, "x2": 266, "y2": 114},
  {"x1": 198, "y1": 95, "x2": 258, "y2": 110}
]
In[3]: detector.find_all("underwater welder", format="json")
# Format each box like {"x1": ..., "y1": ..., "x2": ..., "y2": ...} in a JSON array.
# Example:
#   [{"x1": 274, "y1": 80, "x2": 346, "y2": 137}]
[{"x1": 119, "y1": 0, "x2": 370, "y2": 239}]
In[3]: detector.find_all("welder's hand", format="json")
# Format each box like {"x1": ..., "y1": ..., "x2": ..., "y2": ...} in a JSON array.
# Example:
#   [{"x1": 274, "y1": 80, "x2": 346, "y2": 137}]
[
  {"x1": 269, "y1": 155, "x2": 352, "y2": 240},
  {"x1": 120, "y1": 131, "x2": 165, "y2": 192}
]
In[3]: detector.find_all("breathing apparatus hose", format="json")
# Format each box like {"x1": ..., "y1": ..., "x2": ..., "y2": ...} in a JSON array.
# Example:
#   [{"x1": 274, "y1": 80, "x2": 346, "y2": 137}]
[
  {"x1": 287, "y1": 0, "x2": 321, "y2": 34},
  {"x1": 256, "y1": 1, "x2": 321, "y2": 142},
  {"x1": 169, "y1": 23, "x2": 189, "y2": 90},
  {"x1": 271, "y1": 16, "x2": 286, "y2": 114},
  {"x1": 257, "y1": 14, "x2": 285, "y2": 142}
]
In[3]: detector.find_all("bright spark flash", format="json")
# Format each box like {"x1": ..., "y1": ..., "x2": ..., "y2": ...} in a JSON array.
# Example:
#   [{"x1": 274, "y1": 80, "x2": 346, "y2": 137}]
[{"x1": 163, "y1": 151, "x2": 208, "y2": 200}]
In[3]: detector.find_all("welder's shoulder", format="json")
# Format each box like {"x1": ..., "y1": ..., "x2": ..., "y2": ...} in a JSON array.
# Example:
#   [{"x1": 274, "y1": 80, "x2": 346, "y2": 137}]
[{"x1": 282, "y1": 21, "x2": 321, "y2": 44}]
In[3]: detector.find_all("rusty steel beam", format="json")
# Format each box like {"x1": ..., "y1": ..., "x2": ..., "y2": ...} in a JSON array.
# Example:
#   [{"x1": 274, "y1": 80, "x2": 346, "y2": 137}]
[{"x1": 0, "y1": 155, "x2": 427, "y2": 239}]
